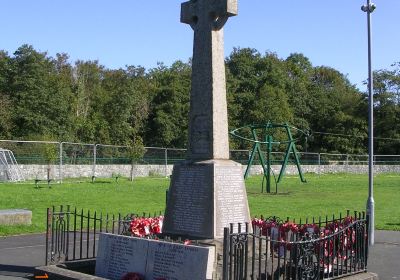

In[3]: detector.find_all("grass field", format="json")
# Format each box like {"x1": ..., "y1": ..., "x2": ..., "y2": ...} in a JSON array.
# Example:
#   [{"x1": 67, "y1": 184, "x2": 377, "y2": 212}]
[{"x1": 0, "y1": 173, "x2": 399, "y2": 236}]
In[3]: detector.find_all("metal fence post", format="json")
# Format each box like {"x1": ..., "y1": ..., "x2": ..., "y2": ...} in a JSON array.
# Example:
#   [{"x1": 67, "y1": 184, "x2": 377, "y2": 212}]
[
  {"x1": 318, "y1": 153, "x2": 321, "y2": 176},
  {"x1": 164, "y1": 148, "x2": 168, "y2": 177},
  {"x1": 93, "y1": 144, "x2": 97, "y2": 179},
  {"x1": 59, "y1": 142, "x2": 63, "y2": 182},
  {"x1": 222, "y1": 227, "x2": 229, "y2": 280},
  {"x1": 45, "y1": 207, "x2": 51, "y2": 265}
]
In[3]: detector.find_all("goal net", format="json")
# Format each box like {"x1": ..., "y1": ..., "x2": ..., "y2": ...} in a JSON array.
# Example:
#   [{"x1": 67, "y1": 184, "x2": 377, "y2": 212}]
[{"x1": 0, "y1": 148, "x2": 24, "y2": 182}]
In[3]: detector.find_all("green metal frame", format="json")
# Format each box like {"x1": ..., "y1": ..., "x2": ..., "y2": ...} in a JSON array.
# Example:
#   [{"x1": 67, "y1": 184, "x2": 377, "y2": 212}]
[{"x1": 230, "y1": 123, "x2": 307, "y2": 193}]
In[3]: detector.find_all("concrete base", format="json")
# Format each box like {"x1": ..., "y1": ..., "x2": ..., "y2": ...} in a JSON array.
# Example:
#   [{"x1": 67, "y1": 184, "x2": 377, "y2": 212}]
[
  {"x1": 35, "y1": 261, "x2": 378, "y2": 280},
  {"x1": 0, "y1": 209, "x2": 32, "y2": 225},
  {"x1": 35, "y1": 260, "x2": 107, "y2": 280},
  {"x1": 343, "y1": 272, "x2": 379, "y2": 280}
]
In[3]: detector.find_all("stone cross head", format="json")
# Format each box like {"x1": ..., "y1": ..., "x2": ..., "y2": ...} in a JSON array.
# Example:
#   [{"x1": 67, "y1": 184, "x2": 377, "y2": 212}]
[{"x1": 181, "y1": 0, "x2": 237, "y2": 30}]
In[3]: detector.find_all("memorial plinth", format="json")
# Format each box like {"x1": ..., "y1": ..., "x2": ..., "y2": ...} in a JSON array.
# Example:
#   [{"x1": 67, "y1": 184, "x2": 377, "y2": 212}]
[
  {"x1": 95, "y1": 233, "x2": 215, "y2": 280},
  {"x1": 162, "y1": 0, "x2": 251, "y2": 240},
  {"x1": 163, "y1": 159, "x2": 250, "y2": 239}
]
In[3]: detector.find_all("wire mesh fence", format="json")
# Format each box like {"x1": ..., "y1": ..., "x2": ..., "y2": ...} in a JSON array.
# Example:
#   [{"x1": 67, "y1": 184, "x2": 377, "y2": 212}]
[
  {"x1": 0, "y1": 140, "x2": 60, "y2": 165},
  {"x1": 0, "y1": 139, "x2": 399, "y2": 181},
  {"x1": 375, "y1": 155, "x2": 400, "y2": 165},
  {"x1": 142, "y1": 147, "x2": 167, "y2": 165},
  {"x1": 166, "y1": 148, "x2": 186, "y2": 165},
  {"x1": 96, "y1": 144, "x2": 129, "y2": 165},
  {"x1": 61, "y1": 142, "x2": 95, "y2": 165},
  {"x1": 230, "y1": 149, "x2": 249, "y2": 164}
]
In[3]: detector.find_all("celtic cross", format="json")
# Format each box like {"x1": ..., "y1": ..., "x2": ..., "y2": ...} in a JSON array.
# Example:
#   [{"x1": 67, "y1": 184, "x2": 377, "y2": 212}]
[{"x1": 181, "y1": 0, "x2": 237, "y2": 160}]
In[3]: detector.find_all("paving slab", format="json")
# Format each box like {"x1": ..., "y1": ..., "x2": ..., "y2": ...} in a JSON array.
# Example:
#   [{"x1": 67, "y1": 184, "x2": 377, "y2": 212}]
[
  {"x1": 0, "y1": 234, "x2": 44, "y2": 279},
  {"x1": 368, "y1": 230, "x2": 400, "y2": 280},
  {"x1": 0, "y1": 230, "x2": 398, "y2": 280}
]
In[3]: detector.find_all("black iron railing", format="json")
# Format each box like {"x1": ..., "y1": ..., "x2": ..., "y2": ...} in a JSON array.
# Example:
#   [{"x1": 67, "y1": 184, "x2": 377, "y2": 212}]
[
  {"x1": 223, "y1": 212, "x2": 368, "y2": 280},
  {"x1": 45, "y1": 205, "x2": 162, "y2": 265}
]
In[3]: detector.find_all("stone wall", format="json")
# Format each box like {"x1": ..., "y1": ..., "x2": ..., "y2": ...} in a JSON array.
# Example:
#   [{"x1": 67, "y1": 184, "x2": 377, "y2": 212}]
[
  {"x1": 18, "y1": 164, "x2": 400, "y2": 180},
  {"x1": 248, "y1": 164, "x2": 400, "y2": 175},
  {"x1": 19, "y1": 164, "x2": 173, "y2": 180}
]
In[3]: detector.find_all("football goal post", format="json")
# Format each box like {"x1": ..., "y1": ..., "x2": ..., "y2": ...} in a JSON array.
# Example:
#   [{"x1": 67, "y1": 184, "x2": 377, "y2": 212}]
[{"x1": 0, "y1": 148, "x2": 24, "y2": 182}]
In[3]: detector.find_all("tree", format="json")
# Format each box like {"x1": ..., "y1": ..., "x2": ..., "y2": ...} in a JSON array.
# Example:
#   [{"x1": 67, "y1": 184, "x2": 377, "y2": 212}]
[
  {"x1": 3, "y1": 44, "x2": 399, "y2": 156},
  {"x1": 72, "y1": 60, "x2": 107, "y2": 143},
  {"x1": 102, "y1": 69, "x2": 135, "y2": 144},
  {"x1": 307, "y1": 66, "x2": 367, "y2": 154},
  {"x1": 8, "y1": 45, "x2": 60, "y2": 137},
  {"x1": 0, "y1": 93, "x2": 12, "y2": 138},
  {"x1": 373, "y1": 63, "x2": 400, "y2": 154},
  {"x1": 284, "y1": 53, "x2": 313, "y2": 131},
  {"x1": 226, "y1": 48, "x2": 263, "y2": 139},
  {"x1": 145, "y1": 61, "x2": 191, "y2": 148},
  {"x1": 126, "y1": 136, "x2": 146, "y2": 181},
  {"x1": 126, "y1": 65, "x2": 153, "y2": 139},
  {"x1": 48, "y1": 53, "x2": 75, "y2": 139},
  {"x1": 0, "y1": 51, "x2": 12, "y2": 138},
  {"x1": 226, "y1": 48, "x2": 293, "y2": 149}
]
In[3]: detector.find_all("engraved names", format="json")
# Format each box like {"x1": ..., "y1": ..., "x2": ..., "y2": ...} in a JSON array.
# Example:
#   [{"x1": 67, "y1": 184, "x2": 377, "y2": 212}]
[
  {"x1": 95, "y1": 234, "x2": 147, "y2": 279},
  {"x1": 215, "y1": 165, "x2": 249, "y2": 236},
  {"x1": 167, "y1": 165, "x2": 213, "y2": 236},
  {"x1": 95, "y1": 233, "x2": 214, "y2": 280}
]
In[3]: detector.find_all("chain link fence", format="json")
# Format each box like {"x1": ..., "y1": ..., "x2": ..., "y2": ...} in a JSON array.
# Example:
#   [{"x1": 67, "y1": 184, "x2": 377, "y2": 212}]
[{"x1": 0, "y1": 139, "x2": 399, "y2": 181}]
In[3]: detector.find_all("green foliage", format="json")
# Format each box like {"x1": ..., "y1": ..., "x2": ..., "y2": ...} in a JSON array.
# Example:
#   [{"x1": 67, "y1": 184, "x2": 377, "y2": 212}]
[
  {"x1": 126, "y1": 136, "x2": 146, "y2": 163},
  {"x1": 145, "y1": 61, "x2": 191, "y2": 148},
  {"x1": 0, "y1": 93, "x2": 12, "y2": 138},
  {"x1": 0, "y1": 45, "x2": 398, "y2": 155},
  {"x1": 0, "y1": 51, "x2": 12, "y2": 138},
  {"x1": 43, "y1": 143, "x2": 58, "y2": 164},
  {"x1": 226, "y1": 49, "x2": 294, "y2": 149},
  {"x1": 307, "y1": 66, "x2": 368, "y2": 154},
  {"x1": 373, "y1": 63, "x2": 400, "y2": 154}
]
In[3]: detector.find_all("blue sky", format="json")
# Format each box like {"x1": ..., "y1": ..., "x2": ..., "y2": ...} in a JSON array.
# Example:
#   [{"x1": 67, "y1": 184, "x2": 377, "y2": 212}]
[{"x1": 1, "y1": 0, "x2": 398, "y2": 91}]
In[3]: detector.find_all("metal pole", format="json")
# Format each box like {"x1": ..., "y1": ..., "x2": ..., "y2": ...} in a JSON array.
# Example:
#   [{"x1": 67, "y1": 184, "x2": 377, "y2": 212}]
[
  {"x1": 266, "y1": 135, "x2": 272, "y2": 193},
  {"x1": 362, "y1": 0, "x2": 376, "y2": 246},
  {"x1": 93, "y1": 144, "x2": 97, "y2": 180},
  {"x1": 59, "y1": 142, "x2": 63, "y2": 182},
  {"x1": 164, "y1": 148, "x2": 168, "y2": 177},
  {"x1": 318, "y1": 153, "x2": 321, "y2": 176}
]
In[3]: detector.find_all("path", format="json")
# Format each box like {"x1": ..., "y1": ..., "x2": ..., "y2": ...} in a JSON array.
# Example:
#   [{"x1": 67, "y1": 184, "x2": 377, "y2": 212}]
[
  {"x1": 0, "y1": 230, "x2": 398, "y2": 279},
  {"x1": 0, "y1": 234, "x2": 44, "y2": 279}
]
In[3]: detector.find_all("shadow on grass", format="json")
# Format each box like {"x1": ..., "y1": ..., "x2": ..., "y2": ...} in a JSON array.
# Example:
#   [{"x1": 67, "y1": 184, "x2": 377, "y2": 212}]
[
  {"x1": 90, "y1": 180, "x2": 113, "y2": 184},
  {"x1": 247, "y1": 191, "x2": 292, "y2": 196},
  {"x1": 386, "y1": 223, "x2": 400, "y2": 226},
  {"x1": 33, "y1": 186, "x2": 52, "y2": 189}
]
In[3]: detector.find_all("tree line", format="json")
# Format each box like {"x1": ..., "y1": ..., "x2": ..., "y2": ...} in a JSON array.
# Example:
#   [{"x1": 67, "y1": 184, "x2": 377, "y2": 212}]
[{"x1": 0, "y1": 45, "x2": 399, "y2": 154}]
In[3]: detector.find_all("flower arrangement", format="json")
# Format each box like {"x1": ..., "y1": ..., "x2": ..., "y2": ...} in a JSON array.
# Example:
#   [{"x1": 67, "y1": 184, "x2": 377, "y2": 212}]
[
  {"x1": 121, "y1": 272, "x2": 144, "y2": 280},
  {"x1": 127, "y1": 215, "x2": 362, "y2": 277},
  {"x1": 129, "y1": 215, "x2": 357, "y2": 241},
  {"x1": 252, "y1": 216, "x2": 356, "y2": 240},
  {"x1": 128, "y1": 216, "x2": 193, "y2": 246},
  {"x1": 251, "y1": 215, "x2": 362, "y2": 272},
  {"x1": 129, "y1": 216, "x2": 163, "y2": 238}
]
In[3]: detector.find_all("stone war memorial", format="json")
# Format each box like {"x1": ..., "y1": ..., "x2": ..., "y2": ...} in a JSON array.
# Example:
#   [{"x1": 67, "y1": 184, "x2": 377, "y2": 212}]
[
  {"x1": 94, "y1": 0, "x2": 250, "y2": 279},
  {"x1": 35, "y1": 1, "x2": 376, "y2": 280},
  {"x1": 163, "y1": 0, "x2": 251, "y2": 239}
]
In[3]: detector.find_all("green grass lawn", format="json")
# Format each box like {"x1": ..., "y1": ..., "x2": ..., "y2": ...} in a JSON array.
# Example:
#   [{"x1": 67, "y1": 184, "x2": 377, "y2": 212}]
[{"x1": 0, "y1": 173, "x2": 399, "y2": 236}]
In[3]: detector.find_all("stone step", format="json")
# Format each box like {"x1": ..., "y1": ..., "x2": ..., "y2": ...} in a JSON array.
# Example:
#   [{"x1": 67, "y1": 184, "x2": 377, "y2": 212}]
[
  {"x1": 343, "y1": 272, "x2": 379, "y2": 280},
  {"x1": 0, "y1": 209, "x2": 32, "y2": 225}
]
